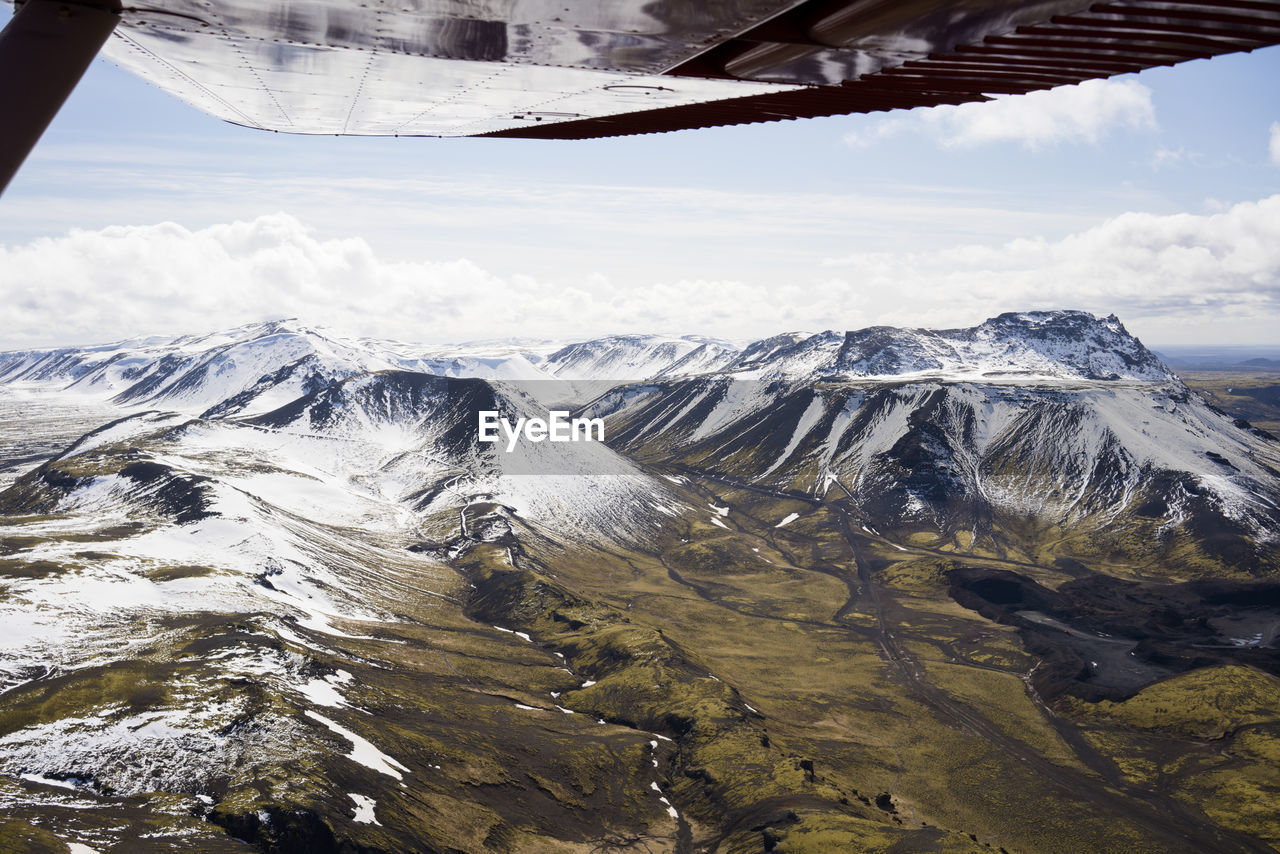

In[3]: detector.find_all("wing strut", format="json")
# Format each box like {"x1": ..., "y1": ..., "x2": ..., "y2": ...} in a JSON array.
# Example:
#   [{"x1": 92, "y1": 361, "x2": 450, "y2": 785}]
[{"x1": 0, "y1": 0, "x2": 119, "y2": 196}]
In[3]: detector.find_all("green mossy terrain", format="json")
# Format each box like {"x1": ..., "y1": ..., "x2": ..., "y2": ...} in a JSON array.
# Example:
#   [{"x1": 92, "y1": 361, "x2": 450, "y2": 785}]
[
  {"x1": 1069, "y1": 665, "x2": 1280, "y2": 738},
  {"x1": 2, "y1": 443, "x2": 1279, "y2": 852},
  {"x1": 1182, "y1": 372, "x2": 1280, "y2": 436},
  {"x1": 1064, "y1": 666, "x2": 1280, "y2": 849}
]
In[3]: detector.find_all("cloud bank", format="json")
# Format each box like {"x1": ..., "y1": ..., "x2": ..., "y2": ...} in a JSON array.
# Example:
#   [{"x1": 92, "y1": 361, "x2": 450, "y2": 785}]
[
  {"x1": 845, "y1": 79, "x2": 1156, "y2": 149},
  {"x1": 1, "y1": 197, "x2": 1277, "y2": 349},
  {"x1": 821, "y1": 195, "x2": 1280, "y2": 339}
]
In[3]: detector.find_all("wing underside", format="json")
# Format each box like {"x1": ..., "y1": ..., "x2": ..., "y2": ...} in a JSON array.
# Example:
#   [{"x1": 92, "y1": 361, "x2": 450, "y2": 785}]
[{"x1": 16, "y1": 0, "x2": 1280, "y2": 138}]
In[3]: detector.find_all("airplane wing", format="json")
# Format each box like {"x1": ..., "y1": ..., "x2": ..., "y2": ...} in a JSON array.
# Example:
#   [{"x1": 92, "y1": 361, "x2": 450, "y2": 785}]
[
  {"x1": 1, "y1": 0, "x2": 1278, "y2": 190},
  {"x1": 84, "y1": 0, "x2": 1280, "y2": 138}
]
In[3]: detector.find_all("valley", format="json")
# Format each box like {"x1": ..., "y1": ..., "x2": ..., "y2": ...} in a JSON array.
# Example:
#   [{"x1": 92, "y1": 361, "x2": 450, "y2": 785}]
[
  {"x1": 0, "y1": 312, "x2": 1278, "y2": 853},
  {"x1": 1181, "y1": 372, "x2": 1280, "y2": 437}
]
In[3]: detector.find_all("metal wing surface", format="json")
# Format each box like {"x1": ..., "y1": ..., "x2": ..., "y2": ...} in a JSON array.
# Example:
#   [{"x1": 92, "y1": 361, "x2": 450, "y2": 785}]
[{"x1": 12, "y1": 0, "x2": 1280, "y2": 138}]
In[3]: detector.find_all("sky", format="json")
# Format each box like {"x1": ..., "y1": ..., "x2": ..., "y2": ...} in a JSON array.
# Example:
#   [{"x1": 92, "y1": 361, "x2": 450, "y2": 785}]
[{"x1": 1, "y1": 8, "x2": 1278, "y2": 350}]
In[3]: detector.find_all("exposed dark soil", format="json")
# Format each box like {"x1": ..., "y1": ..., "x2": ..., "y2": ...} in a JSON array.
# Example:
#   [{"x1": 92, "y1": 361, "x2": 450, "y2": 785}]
[{"x1": 949, "y1": 568, "x2": 1280, "y2": 701}]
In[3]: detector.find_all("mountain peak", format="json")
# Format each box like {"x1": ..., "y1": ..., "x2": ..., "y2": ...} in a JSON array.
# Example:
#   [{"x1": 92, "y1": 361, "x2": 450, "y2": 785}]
[
  {"x1": 977, "y1": 309, "x2": 1126, "y2": 336},
  {"x1": 729, "y1": 311, "x2": 1171, "y2": 383},
  {"x1": 0, "y1": 311, "x2": 1178, "y2": 421}
]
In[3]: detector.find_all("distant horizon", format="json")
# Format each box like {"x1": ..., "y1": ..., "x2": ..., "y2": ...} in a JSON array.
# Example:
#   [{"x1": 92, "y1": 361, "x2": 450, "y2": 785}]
[
  {"x1": 1, "y1": 36, "x2": 1276, "y2": 357},
  {"x1": 3, "y1": 204, "x2": 1279, "y2": 350},
  {"x1": 1, "y1": 311, "x2": 1277, "y2": 356}
]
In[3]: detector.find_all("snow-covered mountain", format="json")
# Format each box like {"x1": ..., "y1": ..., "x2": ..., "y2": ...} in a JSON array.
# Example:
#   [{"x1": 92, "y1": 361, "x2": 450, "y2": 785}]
[
  {"x1": 612, "y1": 375, "x2": 1276, "y2": 560},
  {"x1": 586, "y1": 312, "x2": 1277, "y2": 574},
  {"x1": 720, "y1": 311, "x2": 1175, "y2": 383},
  {"x1": 2, "y1": 309, "x2": 1274, "y2": 572},
  {"x1": 545, "y1": 334, "x2": 737, "y2": 380},
  {"x1": 0, "y1": 311, "x2": 1172, "y2": 412},
  {"x1": 0, "y1": 320, "x2": 408, "y2": 416},
  {"x1": 0, "y1": 322, "x2": 737, "y2": 415},
  {"x1": 2, "y1": 310, "x2": 1279, "y2": 853}
]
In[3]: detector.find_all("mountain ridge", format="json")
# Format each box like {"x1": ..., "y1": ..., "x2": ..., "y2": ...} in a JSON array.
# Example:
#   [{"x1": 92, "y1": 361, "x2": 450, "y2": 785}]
[
  {"x1": 2, "y1": 310, "x2": 1280, "y2": 853},
  {"x1": 2, "y1": 308, "x2": 1271, "y2": 575},
  {"x1": 0, "y1": 311, "x2": 1179, "y2": 415}
]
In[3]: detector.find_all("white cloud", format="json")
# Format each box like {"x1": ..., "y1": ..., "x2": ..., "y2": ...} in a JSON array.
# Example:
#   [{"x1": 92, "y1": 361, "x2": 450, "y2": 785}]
[
  {"x1": 1153, "y1": 147, "x2": 1185, "y2": 168},
  {"x1": 1152, "y1": 146, "x2": 1204, "y2": 170},
  {"x1": 841, "y1": 115, "x2": 910, "y2": 149},
  {"x1": 0, "y1": 157, "x2": 1104, "y2": 292},
  {"x1": 820, "y1": 195, "x2": 1280, "y2": 340},
  {"x1": 1270, "y1": 122, "x2": 1280, "y2": 165},
  {"x1": 2, "y1": 197, "x2": 1278, "y2": 351},
  {"x1": 0, "y1": 215, "x2": 843, "y2": 348},
  {"x1": 845, "y1": 79, "x2": 1156, "y2": 150}
]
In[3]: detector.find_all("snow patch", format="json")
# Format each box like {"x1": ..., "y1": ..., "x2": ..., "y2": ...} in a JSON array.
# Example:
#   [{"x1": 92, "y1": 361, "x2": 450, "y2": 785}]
[
  {"x1": 18, "y1": 772, "x2": 78, "y2": 790},
  {"x1": 305, "y1": 711, "x2": 409, "y2": 780},
  {"x1": 349, "y1": 793, "x2": 381, "y2": 825},
  {"x1": 296, "y1": 670, "x2": 353, "y2": 709}
]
